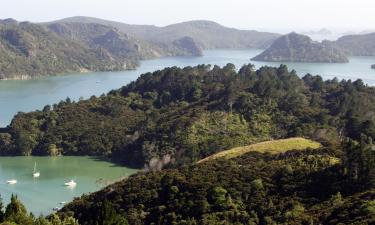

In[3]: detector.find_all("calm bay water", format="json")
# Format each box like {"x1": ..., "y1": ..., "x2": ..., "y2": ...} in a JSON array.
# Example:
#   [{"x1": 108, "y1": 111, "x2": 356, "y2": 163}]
[
  {"x1": 0, "y1": 156, "x2": 137, "y2": 215},
  {"x1": 1, "y1": 49, "x2": 375, "y2": 127}
]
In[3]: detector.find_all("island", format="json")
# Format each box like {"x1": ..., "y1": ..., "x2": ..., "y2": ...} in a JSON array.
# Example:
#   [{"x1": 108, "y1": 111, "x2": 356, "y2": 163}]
[
  {"x1": 252, "y1": 32, "x2": 349, "y2": 63},
  {"x1": 372, "y1": 64, "x2": 375, "y2": 69}
]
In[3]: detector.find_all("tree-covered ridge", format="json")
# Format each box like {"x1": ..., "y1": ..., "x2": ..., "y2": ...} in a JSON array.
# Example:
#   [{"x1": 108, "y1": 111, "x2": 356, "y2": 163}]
[
  {"x1": 59, "y1": 140, "x2": 375, "y2": 224},
  {"x1": 252, "y1": 33, "x2": 349, "y2": 63},
  {"x1": 1, "y1": 64, "x2": 375, "y2": 169}
]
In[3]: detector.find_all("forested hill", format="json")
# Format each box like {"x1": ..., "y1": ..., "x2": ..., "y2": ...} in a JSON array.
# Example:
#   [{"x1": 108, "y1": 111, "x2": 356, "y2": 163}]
[
  {"x1": 1, "y1": 64, "x2": 375, "y2": 170},
  {"x1": 60, "y1": 140, "x2": 375, "y2": 224}
]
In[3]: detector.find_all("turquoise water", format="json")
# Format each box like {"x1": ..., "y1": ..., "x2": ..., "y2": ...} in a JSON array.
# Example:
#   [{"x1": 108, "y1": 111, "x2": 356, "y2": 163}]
[
  {"x1": 1, "y1": 49, "x2": 375, "y2": 127},
  {"x1": 0, "y1": 156, "x2": 137, "y2": 215}
]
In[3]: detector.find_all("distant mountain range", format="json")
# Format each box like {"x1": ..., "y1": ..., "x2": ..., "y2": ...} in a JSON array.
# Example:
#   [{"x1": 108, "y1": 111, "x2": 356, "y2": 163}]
[
  {"x1": 0, "y1": 17, "x2": 279, "y2": 79},
  {"x1": 53, "y1": 16, "x2": 280, "y2": 49},
  {"x1": 1, "y1": 16, "x2": 375, "y2": 79},
  {"x1": 252, "y1": 33, "x2": 349, "y2": 63}
]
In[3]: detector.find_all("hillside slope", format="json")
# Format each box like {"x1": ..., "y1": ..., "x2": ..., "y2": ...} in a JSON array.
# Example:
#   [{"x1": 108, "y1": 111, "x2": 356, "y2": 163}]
[
  {"x1": 0, "y1": 19, "x2": 127, "y2": 79},
  {"x1": 47, "y1": 22, "x2": 203, "y2": 59},
  {"x1": 2, "y1": 64, "x2": 375, "y2": 170},
  {"x1": 59, "y1": 143, "x2": 375, "y2": 224},
  {"x1": 334, "y1": 32, "x2": 375, "y2": 56},
  {"x1": 198, "y1": 137, "x2": 322, "y2": 163}
]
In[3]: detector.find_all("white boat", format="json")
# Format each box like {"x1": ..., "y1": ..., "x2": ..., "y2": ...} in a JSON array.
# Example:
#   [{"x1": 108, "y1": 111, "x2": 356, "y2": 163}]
[
  {"x1": 6, "y1": 179, "x2": 17, "y2": 184},
  {"x1": 33, "y1": 162, "x2": 40, "y2": 178},
  {"x1": 64, "y1": 180, "x2": 77, "y2": 187},
  {"x1": 59, "y1": 201, "x2": 66, "y2": 205}
]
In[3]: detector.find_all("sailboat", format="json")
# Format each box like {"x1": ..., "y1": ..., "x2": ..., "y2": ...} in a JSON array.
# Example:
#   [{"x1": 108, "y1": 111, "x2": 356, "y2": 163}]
[
  {"x1": 6, "y1": 179, "x2": 17, "y2": 184},
  {"x1": 33, "y1": 162, "x2": 40, "y2": 178},
  {"x1": 64, "y1": 180, "x2": 77, "y2": 187}
]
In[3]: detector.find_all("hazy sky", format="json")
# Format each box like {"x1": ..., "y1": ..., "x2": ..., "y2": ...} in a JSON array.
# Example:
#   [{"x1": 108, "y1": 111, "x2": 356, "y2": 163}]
[{"x1": 2, "y1": 0, "x2": 374, "y2": 32}]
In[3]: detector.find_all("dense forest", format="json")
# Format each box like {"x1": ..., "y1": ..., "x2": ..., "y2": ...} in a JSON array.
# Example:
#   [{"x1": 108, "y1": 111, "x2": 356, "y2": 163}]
[
  {"x1": 1, "y1": 64, "x2": 375, "y2": 224},
  {"x1": 1, "y1": 64, "x2": 375, "y2": 170},
  {"x1": 59, "y1": 139, "x2": 375, "y2": 224}
]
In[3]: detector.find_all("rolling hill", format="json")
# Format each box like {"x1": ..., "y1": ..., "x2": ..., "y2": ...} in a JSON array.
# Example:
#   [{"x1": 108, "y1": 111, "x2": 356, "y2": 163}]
[{"x1": 52, "y1": 16, "x2": 280, "y2": 49}]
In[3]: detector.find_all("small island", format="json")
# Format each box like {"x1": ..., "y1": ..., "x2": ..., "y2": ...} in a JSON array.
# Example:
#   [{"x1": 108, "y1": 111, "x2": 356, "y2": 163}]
[
  {"x1": 372, "y1": 64, "x2": 375, "y2": 69},
  {"x1": 252, "y1": 32, "x2": 349, "y2": 63}
]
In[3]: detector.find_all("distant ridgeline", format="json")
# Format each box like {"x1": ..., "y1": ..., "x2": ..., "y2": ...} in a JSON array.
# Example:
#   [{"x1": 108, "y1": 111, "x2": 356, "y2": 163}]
[
  {"x1": 253, "y1": 32, "x2": 375, "y2": 63},
  {"x1": 0, "y1": 17, "x2": 279, "y2": 79},
  {"x1": 1, "y1": 64, "x2": 375, "y2": 170}
]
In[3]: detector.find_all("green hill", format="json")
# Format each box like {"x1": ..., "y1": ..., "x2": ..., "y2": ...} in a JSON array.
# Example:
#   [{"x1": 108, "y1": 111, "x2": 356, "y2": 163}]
[
  {"x1": 2, "y1": 64, "x2": 375, "y2": 171},
  {"x1": 58, "y1": 142, "x2": 375, "y2": 224},
  {"x1": 198, "y1": 137, "x2": 322, "y2": 163}
]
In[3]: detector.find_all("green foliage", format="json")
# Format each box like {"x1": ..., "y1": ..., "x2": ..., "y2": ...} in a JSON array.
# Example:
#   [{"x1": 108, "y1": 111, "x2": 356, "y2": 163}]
[
  {"x1": 59, "y1": 145, "x2": 375, "y2": 224},
  {"x1": 2, "y1": 64, "x2": 375, "y2": 171}
]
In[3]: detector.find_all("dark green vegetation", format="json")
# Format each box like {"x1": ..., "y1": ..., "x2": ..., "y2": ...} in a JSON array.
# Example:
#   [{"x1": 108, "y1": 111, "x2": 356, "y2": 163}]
[
  {"x1": 1, "y1": 64, "x2": 375, "y2": 224},
  {"x1": 2, "y1": 64, "x2": 375, "y2": 170},
  {"x1": 59, "y1": 138, "x2": 375, "y2": 224},
  {"x1": 0, "y1": 195, "x2": 79, "y2": 225},
  {"x1": 53, "y1": 17, "x2": 280, "y2": 49},
  {"x1": 252, "y1": 33, "x2": 349, "y2": 63}
]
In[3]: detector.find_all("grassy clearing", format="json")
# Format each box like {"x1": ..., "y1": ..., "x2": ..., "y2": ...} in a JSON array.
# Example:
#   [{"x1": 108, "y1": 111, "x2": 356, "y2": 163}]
[{"x1": 197, "y1": 137, "x2": 322, "y2": 163}]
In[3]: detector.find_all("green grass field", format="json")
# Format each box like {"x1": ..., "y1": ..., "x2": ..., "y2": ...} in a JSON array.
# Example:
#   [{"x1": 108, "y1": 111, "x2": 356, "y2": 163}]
[{"x1": 197, "y1": 137, "x2": 322, "y2": 163}]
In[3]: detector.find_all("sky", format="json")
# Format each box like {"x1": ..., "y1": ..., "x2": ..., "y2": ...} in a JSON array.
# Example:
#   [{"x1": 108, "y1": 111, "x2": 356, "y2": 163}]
[{"x1": 1, "y1": 0, "x2": 374, "y2": 33}]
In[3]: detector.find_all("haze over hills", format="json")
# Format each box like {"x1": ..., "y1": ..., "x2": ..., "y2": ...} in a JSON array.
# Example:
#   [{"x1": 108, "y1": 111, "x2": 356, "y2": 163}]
[
  {"x1": 252, "y1": 32, "x2": 349, "y2": 63},
  {"x1": 0, "y1": 16, "x2": 281, "y2": 80},
  {"x1": 53, "y1": 16, "x2": 280, "y2": 49}
]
